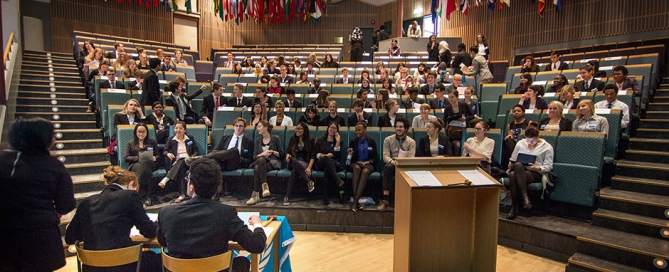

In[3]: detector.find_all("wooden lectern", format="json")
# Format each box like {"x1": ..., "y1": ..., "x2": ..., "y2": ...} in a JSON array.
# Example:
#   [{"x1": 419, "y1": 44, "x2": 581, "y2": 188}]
[{"x1": 393, "y1": 157, "x2": 502, "y2": 272}]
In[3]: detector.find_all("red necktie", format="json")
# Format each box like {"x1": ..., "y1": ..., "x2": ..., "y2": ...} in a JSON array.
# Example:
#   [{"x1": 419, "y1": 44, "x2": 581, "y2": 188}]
[
  {"x1": 215, "y1": 97, "x2": 220, "y2": 108},
  {"x1": 358, "y1": 114, "x2": 362, "y2": 122}
]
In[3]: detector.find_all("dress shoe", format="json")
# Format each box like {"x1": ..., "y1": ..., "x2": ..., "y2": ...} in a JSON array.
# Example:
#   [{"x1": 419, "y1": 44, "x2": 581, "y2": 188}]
[
  {"x1": 377, "y1": 200, "x2": 389, "y2": 211},
  {"x1": 522, "y1": 193, "x2": 532, "y2": 209}
]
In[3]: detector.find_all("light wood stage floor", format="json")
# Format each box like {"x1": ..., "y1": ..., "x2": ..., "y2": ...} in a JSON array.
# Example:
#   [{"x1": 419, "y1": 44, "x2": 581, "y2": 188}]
[{"x1": 56, "y1": 231, "x2": 564, "y2": 271}]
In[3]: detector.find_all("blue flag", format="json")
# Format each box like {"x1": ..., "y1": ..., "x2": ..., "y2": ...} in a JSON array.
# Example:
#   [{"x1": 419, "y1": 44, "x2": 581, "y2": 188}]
[
  {"x1": 431, "y1": 0, "x2": 439, "y2": 23},
  {"x1": 488, "y1": 0, "x2": 495, "y2": 10}
]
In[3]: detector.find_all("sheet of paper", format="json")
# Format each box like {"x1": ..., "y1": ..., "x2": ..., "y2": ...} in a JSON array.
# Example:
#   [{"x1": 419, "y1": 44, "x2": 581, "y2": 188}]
[
  {"x1": 405, "y1": 171, "x2": 442, "y2": 187},
  {"x1": 248, "y1": 226, "x2": 275, "y2": 238},
  {"x1": 130, "y1": 213, "x2": 158, "y2": 236},
  {"x1": 238, "y1": 212, "x2": 260, "y2": 224},
  {"x1": 457, "y1": 170, "x2": 496, "y2": 186}
]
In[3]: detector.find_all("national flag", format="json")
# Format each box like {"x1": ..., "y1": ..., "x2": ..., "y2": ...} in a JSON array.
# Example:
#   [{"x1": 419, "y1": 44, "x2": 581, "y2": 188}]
[
  {"x1": 165, "y1": 0, "x2": 172, "y2": 12},
  {"x1": 475, "y1": 0, "x2": 481, "y2": 8},
  {"x1": 445, "y1": 0, "x2": 456, "y2": 20},
  {"x1": 538, "y1": 0, "x2": 545, "y2": 17},
  {"x1": 553, "y1": 0, "x2": 562, "y2": 12},
  {"x1": 310, "y1": 0, "x2": 322, "y2": 19},
  {"x1": 488, "y1": 0, "x2": 495, "y2": 11},
  {"x1": 431, "y1": 0, "x2": 440, "y2": 23},
  {"x1": 499, "y1": 0, "x2": 509, "y2": 8},
  {"x1": 154, "y1": 0, "x2": 159, "y2": 6},
  {"x1": 185, "y1": 0, "x2": 192, "y2": 13},
  {"x1": 117, "y1": 0, "x2": 123, "y2": 4},
  {"x1": 219, "y1": 0, "x2": 225, "y2": 20},
  {"x1": 460, "y1": 0, "x2": 468, "y2": 15}
]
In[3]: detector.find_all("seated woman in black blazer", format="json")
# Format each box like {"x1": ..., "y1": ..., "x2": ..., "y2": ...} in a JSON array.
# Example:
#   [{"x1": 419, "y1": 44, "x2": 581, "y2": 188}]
[
  {"x1": 124, "y1": 123, "x2": 161, "y2": 206},
  {"x1": 444, "y1": 90, "x2": 475, "y2": 156},
  {"x1": 65, "y1": 166, "x2": 157, "y2": 271},
  {"x1": 539, "y1": 101, "x2": 573, "y2": 132},
  {"x1": 378, "y1": 99, "x2": 406, "y2": 128},
  {"x1": 158, "y1": 121, "x2": 199, "y2": 203},
  {"x1": 112, "y1": 98, "x2": 146, "y2": 141},
  {"x1": 416, "y1": 119, "x2": 453, "y2": 157},
  {"x1": 559, "y1": 85, "x2": 579, "y2": 110}
]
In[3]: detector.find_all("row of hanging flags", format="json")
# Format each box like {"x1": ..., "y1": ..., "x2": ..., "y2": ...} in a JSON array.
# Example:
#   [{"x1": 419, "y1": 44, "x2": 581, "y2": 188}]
[
  {"x1": 433, "y1": 0, "x2": 563, "y2": 21},
  {"x1": 120, "y1": 0, "x2": 326, "y2": 25}
]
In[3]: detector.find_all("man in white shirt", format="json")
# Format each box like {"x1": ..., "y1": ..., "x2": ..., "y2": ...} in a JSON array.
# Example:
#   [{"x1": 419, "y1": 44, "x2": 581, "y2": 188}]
[
  {"x1": 224, "y1": 52, "x2": 234, "y2": 68},
  {"x1": 278, "y1": 65, "x2": 294, "y2": 84},
  {"x1": 595, "y1": 84, "x2": 630, "y2": 129},
  {"x1": 407, "y1": 21, "x2": 421, "y2": 38}
]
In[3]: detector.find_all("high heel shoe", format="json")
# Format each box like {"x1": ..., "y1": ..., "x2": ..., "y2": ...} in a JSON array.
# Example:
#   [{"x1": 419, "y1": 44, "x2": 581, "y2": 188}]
[
  {"x1": 506, "y1": 203, "x2": 518, "y2": 219},
  {"x1": 522, "y1": 193, "x2": 532, "y2": 209}
]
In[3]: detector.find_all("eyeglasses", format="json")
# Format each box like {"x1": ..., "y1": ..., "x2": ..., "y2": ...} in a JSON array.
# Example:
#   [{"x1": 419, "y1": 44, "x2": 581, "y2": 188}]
[{"x1": 233, "y1": 125, "x2": 245, "y2": 128}]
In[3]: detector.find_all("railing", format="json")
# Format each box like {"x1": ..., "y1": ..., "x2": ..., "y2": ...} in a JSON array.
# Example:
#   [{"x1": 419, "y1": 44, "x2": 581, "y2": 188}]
[{"x1": 3, "y1": 32, "x2": 14, "y2": 68}]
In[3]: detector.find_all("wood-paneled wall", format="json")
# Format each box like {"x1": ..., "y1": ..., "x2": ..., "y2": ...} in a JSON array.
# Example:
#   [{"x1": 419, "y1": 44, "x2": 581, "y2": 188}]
[
  {"x1": 50, "y1": 0, "x2": 173, "y2": 53},
  {"x1": 379, "y1": 0, "x2": 669, "y2": 62},
  {"x1": 200, "y1": 0, "x2": 377, "y2": 60}
]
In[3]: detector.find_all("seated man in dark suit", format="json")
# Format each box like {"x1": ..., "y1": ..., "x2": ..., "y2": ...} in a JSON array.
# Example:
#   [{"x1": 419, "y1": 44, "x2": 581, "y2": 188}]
[
  {"x1": 99, "y1": 68, "x2": 125, "y2": 90},
  {"x1": 230, "y1": 83, "x2": 254, "y2": 108},
  {"x1": 127, "y1": 72, "x2": 144, "y2": 91},
  {"x1": 165, "y1": 81, "x2": 203, "y2": 124},
  {"x1": 348, "y1": 98, "x2": 373, "y2": 126},
  {"x1": 419, "y1": 71, "x2": 438, "y2": 95},
  {"x1": 200, "y1": 83, "x2": 227, "y2": 127},
  {"x1": 335, "y1": 68, "x2": 353, "y2": 84},
  {"x1": 309, "y1": 78, "x2": 324, "y2": 94},
  {"x1": 284, "y1": 88, "x2": 302, "y2": 108},
  {"x1": 544, "y1": 52, "x2": 570, "y2": 71},
  {"x1": 612, "y1": 65, "x2": 641, "y2": 96},
  {"x1": 104, "y1": 43, "x2": 124, "y2": 59},
  {"x1": 574, "y1": 65, "x2": 605, "y2": 93},
  {"x1": 428, "y1": 84, "x2": 447, "y2": 110},
  {"x1": 401, "y1": 87, "x2": 425, "y2": 109},
  {"x1": 278, "y1": 65, "x2": 294, "y2": 84},
  {"x1": 157, "y1": 158, "x2": 267, "y2": 272}
]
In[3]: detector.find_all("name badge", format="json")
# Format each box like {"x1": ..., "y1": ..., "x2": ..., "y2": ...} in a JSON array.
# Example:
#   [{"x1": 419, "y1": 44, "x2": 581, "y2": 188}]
[
  {"x1": 438, "y1": 144, "x2": 444, "y2": 149},
  {"x1": 367, "y1": 147, "x2": 373, "y2": 151},
  {"x1": 588, "y1": 124, "x2": 596, "y2": 129},
  {"x1": 244, "y1": 149, "x2": 249, "y2": 154},
  {"x1": 540, "y1": 125, "x2": 546, "y2": 130},
  {"x1": 187, "y1": 141, "x2": 193, "y2": 146},
  {"x1": 147, "y1": 147, "x2": 153, "y2": 151}
]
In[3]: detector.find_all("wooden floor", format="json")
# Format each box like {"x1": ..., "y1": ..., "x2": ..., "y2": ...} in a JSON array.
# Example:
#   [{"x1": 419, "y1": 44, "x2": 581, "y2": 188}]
[{"x1": 57, "y1": 231, "x2": 565, "y2": 271}]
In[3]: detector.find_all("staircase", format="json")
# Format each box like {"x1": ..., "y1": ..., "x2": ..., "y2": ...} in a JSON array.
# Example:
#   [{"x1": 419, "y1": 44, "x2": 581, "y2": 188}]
[
  {"x1": 15, "y1": 51, "x2": 111, "y2": 246},
  {"x1": 566, "y1": 77, "x2": 669, "y2": 271}
]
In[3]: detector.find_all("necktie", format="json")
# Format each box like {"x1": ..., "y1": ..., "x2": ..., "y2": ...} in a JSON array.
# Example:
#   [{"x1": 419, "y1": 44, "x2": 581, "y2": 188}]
[
  {"x1": 438, "y1": 100, "x2": 442, "y2": 109},
  {"x1": 237, "y1": 98, "x2": 242, "y2": 107},
  {"x1": 215, "y1": 97, "x2": 220, "y2": 108},
  {"x1": 235, "y1": 136, "x2": 241, "y2": 154},
  {"x1": 429, "y1": 85, "x2": 433, "y2": 93},
  {"x1": 289, "y1": 101, "x2": 292, "y2": 108},
  {"x1": 607, "y1": 103, "x2": 613, "y2": 109},
  {"x1": 553, "y1": 63, "x2": 557, "y2": 70},
  {"x1": 177, "y1": 97, "x2": 185, "y2": 119},
  {"x1": 618, "y1": 83, "x2": 623, "y2": 90},
  {"x1": 358, "y1": 114, "x2": 362, "y2": 122},
  {"x1": 584, "y1": 81, "x2": 589, "y2": 89}
]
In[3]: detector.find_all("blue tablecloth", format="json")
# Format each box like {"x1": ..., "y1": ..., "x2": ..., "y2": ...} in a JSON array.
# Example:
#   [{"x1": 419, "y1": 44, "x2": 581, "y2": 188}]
[{"x1": 234, "y1": 216, "x2": 294, "y2": 272}]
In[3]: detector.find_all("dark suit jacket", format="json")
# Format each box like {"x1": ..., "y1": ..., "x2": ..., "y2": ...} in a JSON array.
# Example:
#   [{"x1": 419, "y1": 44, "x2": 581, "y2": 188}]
[
  {"x1": 335, "y1": 77, "x2": 354, "y2": 84},
  {"x1": 522, "y1": 97, "x2": 549, "y2": 110},
  {"x1": 200, "y1": 94, "x2": 228, "y2": 122},
  {"x1": 164, "y1": 135, "x2": 199, "y2": 160},
  {"x1": 427, "y1": 42, "x2": 439, "y2": 61},
  {"x1": 429, "y1": 97, "x2": 448, "y2": 110},
  {"x1": 229, "y1": 96, "x2": 253, "y2": 108},
  {"x1": 574, "y1": 78, "x2": 606, "y2": 93},
  {"x1": 146, "y1": 113, "x2": 174, "y2": 132},
  {"x1": 420, "y1": 84, "x2": 438, "y2": 95},
  {"x1": 619, "y1": 78, "x2": 641, "y2": 96},
  {"x1": 124, "y1": 139, "x2": 161, "y2": 168},
  {"x1": 401, "y1": 98, "x2": 425, "y2": 109},
  {"x1": 99, "y1": 80, "x2": 125, "y2": 90},
  {"x1": 157, "y1": 196, "x2": 267, "y2": 259},
  {"x1": 65, "y1": 185, "x2": 157, "y2": 250},
  {"x1": 452, "y1": 50, "x2": 472, "y2": 75},
  {"x1": 104, "y1": 51, "x2": 120, "y2": 59},
  {"x1": 439, "y1": 51, "x2": 452, "y2": 68},
  {"x1": 348, "y1": 111, "x2": 372, "y2": 126},
  {"x1": 112, "y1": 113, "x2": 146, "y2": 141},
  {"x1": 140, "y1": 69, "x2": 161, "y2": 107},
  {"x1": 539, "y1": 117, "x2": 573, "y2": 132},
  {"x1": 348, "y1": 136, "x2": 378, "y2": 165},
  {"x1": 544, "y1": 62, "x2": 570, "y2": 71},
  {"x1": 215, "y1": 134, "x2": 255, "y2": 168},
  {"x1": 444, "y1": 101, "x2": 475, "y2": 123},
  {"x1": 321, "y1": 114, "x2": 346, "y2": 127},
  {"x1": 165, "y1": 89, "x2": 203, "y2": 121},
  {"x1": 416, "y1": 135, "x2": 453, "y2": 157},
  {"x1": 378, "y1": 113, "x2": 406, "y2": 128},
  {"x1": 284, "y1": 99, "x2": 302, "y2": 108},
  {"x1": 278, "y1": 75, "x2": 294, "y2": 84}
]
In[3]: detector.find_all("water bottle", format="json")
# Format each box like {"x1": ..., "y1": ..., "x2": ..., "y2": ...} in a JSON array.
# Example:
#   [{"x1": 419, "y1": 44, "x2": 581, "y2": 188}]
[{"x1": 346, "y1": 153, "x2": 352, "y2": 166}]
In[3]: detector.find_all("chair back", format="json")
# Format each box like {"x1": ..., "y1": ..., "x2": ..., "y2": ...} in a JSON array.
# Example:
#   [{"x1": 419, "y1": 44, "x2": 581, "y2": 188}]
[
  {"x1": 161, "y1": 248, "x2": 232, "y2": 272},
  {"x1": 75, "y1": 241, "x2": 142, "y2": 272}
]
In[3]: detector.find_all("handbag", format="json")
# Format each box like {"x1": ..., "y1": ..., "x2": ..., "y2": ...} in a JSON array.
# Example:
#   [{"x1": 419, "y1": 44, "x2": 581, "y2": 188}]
[{"x1": 447, "y1": 126, "x2": 463, "y2": 141}]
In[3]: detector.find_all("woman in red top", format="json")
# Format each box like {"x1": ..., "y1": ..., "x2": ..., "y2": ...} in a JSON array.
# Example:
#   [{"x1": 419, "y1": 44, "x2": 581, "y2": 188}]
[{"x1": 267, "y1": 76, "x2": 284, "y2": 94}]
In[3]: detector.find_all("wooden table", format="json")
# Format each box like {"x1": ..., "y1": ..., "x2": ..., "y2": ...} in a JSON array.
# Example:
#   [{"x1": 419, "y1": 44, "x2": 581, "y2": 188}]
[{"x1": 131, "y1": 220, "x2": 282, "y2": 272}]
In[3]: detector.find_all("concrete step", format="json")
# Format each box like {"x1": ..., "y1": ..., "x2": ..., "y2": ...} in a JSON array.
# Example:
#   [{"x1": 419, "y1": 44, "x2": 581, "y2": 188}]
[
  {"x1": 54, "y1": 138, "x2": 103, "y2": 150},
  {"x1": 17, "y1": 97, "x2": 89, "y2": 106},
  {"x1": 20, "y1": 73, "x2": 81, "y2": 83},
  {"x1": 645, "y1": 111, "x2": 669, "y2": 119},
  {"x1": 21, "y1": 64, "x2": 78, "y2": 73},
  {"x1": 18, "y1": 84, "x2": 85, "y2": 93},
  {"x1": 22, "y1": 69, "x2": 80, "y2": 77},
  {"x1": 16, "y1": 104, "x2": 89, "y2": 113},
  {"x1": 624, "y1": 149, "x2": 669, "y2": 164},
  {"x1": 24, "y1": 50, "x2": 72, "y2": 58},
  {"x1": 64, "y1": 161, "x2": 110, "y2": 176},
  {"x1": 23, "y1": 56, "x2": 75, "y2": 65},
  {"x1": 17, "y1": 90, "x2": 86, "y2": 99},
  {"x1": 599, "y1": 187, "x2": 669, "y2": 220},
  {"x1": 592, "y1": 208, "x2": 669, "y2": 241},
  {"x1": 612, "y1": 175, "x2": 669, "y2": 196},
  {"x1": 52, "y1": 120, "x2": 98, "y2": 130},
  {"x1": 19, "y1": 78, "x2": 83, "y2": 87},
  {"x1": 71, "y1": 173, "x2": 106, "y2": 194},
  {"x1": 53, "y1": 128, "x2": 102, "y2": 141},
  {"x1": 639, "y1": 119, "x2": 669, "y2": 129},
  {"x1": 566, "y1": 252, "x2": 647, "y2": 272},
  {"x1": 628, "y1": 138, "x2": 669, "y2": 152},
  {"x1": 51, "y1": 148, "x2": 108, "y2": 164},
  {"x1": 14, "y1": 111, "x2": 96, "y2": 121},
  {"x1": 648, "y1": 102, "x2": 669, "y2": 111}
]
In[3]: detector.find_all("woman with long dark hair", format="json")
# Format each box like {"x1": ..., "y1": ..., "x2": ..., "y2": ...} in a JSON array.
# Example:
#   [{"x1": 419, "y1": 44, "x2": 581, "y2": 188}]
[
  {"x1": 125, "y1": 122, "x2": 161, "y2": 206},
  {"x1": 246, "y1": 121, "x2": 284, "y2": 205},
  {"x1": 284, "y1": 123, "x2": 316, "y2": 205},
  {"x1": 315, "y1": 122, "x2": 346, "y2": 205}
]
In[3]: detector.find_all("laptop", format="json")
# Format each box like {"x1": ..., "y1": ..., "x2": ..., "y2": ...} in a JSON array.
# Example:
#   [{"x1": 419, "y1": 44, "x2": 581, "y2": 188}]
[{"x1": 515, "y1": 153, "x2": 537, "y2": 166}]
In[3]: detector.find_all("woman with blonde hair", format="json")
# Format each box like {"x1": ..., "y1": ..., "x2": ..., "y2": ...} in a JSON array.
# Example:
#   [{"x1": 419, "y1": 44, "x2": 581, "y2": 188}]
[
  {"x1": 573, "y1": 99, "x2": 609, "y2": 135},
  {"x1": 308, "y1": 53, "x2": 321, "y2": 68},
  {"x1": 559, "y1": 85, "x2": 579, "y2": 109},
  {"x1": 85, "y1": 48, "x2": 105, "y2": 65},
  {"x1": 123, "y1": 60, "x2": 142, "y2": 78},
  {"x1": 112, "y1": 52, "x2": 129, "y2": 74},
  {"x1": 539, "y1": 101, "x2": 573, "y2": 132}
]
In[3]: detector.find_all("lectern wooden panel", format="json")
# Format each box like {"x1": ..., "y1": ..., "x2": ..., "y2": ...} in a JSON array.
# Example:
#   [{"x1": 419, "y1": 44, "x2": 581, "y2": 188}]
[{"x1": 393, "y1": 157, "x2": 502, "y2": 272}]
